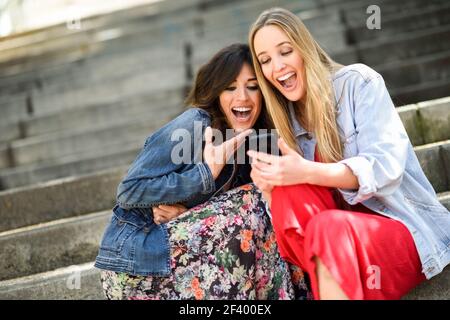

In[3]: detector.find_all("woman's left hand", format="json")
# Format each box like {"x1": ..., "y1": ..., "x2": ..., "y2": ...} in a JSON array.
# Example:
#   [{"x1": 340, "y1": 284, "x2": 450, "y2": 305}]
[
  {"x1": 152, "y1": 204, "x2": 188, "y2": 225},
  {"x1": 248, "y1": 137, "x2": 312, "y2": 186}
]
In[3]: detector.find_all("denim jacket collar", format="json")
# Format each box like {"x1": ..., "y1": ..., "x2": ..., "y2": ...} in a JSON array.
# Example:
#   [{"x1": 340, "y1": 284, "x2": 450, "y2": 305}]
[{"x1": 288, "y1": 102, "x2": 307, "y2": 137}]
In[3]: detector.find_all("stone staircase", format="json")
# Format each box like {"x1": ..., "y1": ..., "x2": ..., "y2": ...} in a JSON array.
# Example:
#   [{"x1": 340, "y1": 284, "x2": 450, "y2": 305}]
[{"x1": 0, "y1": 0, "x2": 449, "y2": 299}]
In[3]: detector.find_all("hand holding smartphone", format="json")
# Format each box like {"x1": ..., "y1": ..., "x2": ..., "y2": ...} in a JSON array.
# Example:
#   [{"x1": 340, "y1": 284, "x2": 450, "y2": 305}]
[{"x1": 246, "y1": 132, "x2": 280, "y2": 155}]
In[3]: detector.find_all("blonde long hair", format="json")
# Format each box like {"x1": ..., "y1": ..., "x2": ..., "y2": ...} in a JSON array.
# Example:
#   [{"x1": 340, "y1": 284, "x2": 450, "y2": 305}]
[{"x1": 249, "y1": 7, "x2": 343, "y2": 163}]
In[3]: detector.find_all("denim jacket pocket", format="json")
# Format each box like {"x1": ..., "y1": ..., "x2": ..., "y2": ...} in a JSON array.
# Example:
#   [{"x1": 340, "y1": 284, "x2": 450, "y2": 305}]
[
  {"x1": 98, "y1": 212, "x2": 143, "y2": 257},
  {"x1": 96, "y1": 207, "x2": 171, "y2": 276}
]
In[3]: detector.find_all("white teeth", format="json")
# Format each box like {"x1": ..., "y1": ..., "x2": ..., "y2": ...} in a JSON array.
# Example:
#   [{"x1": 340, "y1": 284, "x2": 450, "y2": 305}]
[
  {"x1": 277, "y1": 72, "x2": 295, "y2": 81},
  {"x1": 232, "y1": 107, "x2": 251, "y2": 112}
]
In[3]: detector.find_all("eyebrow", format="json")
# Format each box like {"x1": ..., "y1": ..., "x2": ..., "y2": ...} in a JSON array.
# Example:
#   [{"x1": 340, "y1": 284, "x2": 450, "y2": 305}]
[
  {"x1": 230, "y1": 77, "x2": 257, "y2": 83},
  {"x1": 257, "y1": 41, "x2": 291, "y2": 58}
]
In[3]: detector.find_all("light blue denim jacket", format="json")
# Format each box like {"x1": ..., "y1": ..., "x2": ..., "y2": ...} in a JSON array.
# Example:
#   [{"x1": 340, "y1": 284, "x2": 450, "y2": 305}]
[
  {"x1": 95, "y1": 108, "x2": 251, "y2": 276},
  {"x1": 288, "y1": 63, "x2": 450, "y2": 280}
]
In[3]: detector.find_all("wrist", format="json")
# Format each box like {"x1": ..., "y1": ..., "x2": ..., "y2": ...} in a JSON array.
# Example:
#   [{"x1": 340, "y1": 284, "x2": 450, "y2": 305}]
[
  {"x1": 302, "y1": 159, "x2": 317, "y2": 185},
  {"x1": 207, "y1": 164, "x2": 220, "y2": 180}
]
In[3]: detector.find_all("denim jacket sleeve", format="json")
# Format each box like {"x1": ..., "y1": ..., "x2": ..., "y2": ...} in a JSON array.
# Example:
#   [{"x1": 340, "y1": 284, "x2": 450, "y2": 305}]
[
  {"x1": 116, "y1": 108, "x2": 215, "y2": 209},
  {"x1": 338, "y1": 70, "x2": 409, "y2": 205}
]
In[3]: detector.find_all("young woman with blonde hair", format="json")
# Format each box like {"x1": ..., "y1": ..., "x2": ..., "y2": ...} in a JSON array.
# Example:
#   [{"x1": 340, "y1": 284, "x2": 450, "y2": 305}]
[{"x1": 247, "y1": 7, "x2": 450, "y2": 300}]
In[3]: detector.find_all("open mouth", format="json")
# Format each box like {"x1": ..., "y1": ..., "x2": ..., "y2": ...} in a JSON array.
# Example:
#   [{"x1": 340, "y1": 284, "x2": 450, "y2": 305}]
[
  {"x1": 277, "y1": 72, "x2": 297, "y2": 90},
  {"x1": 231, "y1": 106, "x2": 252, "y2": 122}
]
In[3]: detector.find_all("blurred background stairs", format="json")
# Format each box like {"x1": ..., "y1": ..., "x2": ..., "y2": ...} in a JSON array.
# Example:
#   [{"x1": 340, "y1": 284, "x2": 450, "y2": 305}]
[{"x1": 0, "y1": 0, "x2": 448, "y2": 299}]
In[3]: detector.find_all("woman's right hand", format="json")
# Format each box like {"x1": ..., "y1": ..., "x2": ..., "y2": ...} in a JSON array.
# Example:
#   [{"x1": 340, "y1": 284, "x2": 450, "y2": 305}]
[
  {"x1": 203, "y1": 126, "x2": 252, "y2": 179},
  {"x1": 153, "y1": 204, "x2": 187, "y2": 225}
]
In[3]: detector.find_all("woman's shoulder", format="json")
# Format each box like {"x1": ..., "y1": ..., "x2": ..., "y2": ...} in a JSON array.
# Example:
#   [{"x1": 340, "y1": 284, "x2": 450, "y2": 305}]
[
  {"x1": 145, "y1": 108, "x2": 211, "y2": 144},
  {"x1": 176, "y1": 107, "x2": 211, "y2": 122},
  {"x1": 332, "y1": 63, "x2": 382, "y2": 85},
  {"x1": 160, "y1": 107, "x2": 211, "y2": 130}
]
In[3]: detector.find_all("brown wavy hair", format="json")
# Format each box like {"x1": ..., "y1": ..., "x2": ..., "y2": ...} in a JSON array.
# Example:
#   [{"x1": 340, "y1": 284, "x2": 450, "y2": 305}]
[{"x1": 185, "y1": 43, "x2": 273, "y2": 133}]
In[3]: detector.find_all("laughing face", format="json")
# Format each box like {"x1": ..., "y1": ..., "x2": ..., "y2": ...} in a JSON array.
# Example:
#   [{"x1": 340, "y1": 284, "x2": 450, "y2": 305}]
[
  {"x1": 253, "y1": 25, "x2": 306, "y2": 102},
  {"x1": 219, "y1": 63, "x2": 262, "y2": 131}
]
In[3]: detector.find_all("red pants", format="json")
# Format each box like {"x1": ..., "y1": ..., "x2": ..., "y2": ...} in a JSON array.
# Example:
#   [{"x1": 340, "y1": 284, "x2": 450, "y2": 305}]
[{"x1": 271, "y1": 183, "x2": 426, "y2": 300}]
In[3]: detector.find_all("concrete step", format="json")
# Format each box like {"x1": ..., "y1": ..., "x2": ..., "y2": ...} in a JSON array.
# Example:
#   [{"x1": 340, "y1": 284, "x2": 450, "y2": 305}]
[
  {"x1": 1, "y1": 261, "x2": 447, "y2": 300},
  {"x1": 439, "y1": 191, "x2": 450, "y2": 211},
  {"x1": 0, "y1": 1, "x2": 317, "y2": 102},
  {"x1": 7, "y1": 106, "x2": 181, "y2": 167},
  {"x1": 0, "y1": 0, "x2": 342, "y2": 91},
  {"x1": 377, "y1": 50, "x2": 450, "y2": 91},
  {"x1": 0, "y1": 21, "x2": 193, "y2": 93},
  {"x1": 0, "y1": 137, "x2": 448, "y2": 233},
  {"x1": 0, "y1": 64, "x2": 186, "y2": 136},
  {"x1": 414, "y1": 140, "x2": 450, "y2": 194},
  {"x1": 1, "y1": 0, "x2": 447, "y2": 113},
  {"x1": 0, "y1": 0, "x2": 306, "y2": 64},
  {"x1": 0, "y1": 1, "x2": 207, "y2": 69},
  {"x1": 195, "y1": 0, "x2": 324, "y2": 41},
  {"x1": 0, "y1": 191, "x2": 448, "y2": 299},
  {"x1": 21, "y1": 88, "x2": 185, "y2": 137},
  {"x1": 0, "y1": 262, "x2": 104, "y2": 300},
  {"x1": 27, "y1": 44, "x2": 185, "y2": 88},
  {"x1": 0, "y1": 42, "x2": 175, "y2": 96},
  {"x1": 331, "y1": 48, "x2": 359, "y2": 66},
  {"x1": 0, "y1": 0, "x2": 309, "y2": 79},
  {"x1": 3, "y1": 127, "x2": 444, "y2": 196},
  {"x1": 0, "y1": 142, "x2": 140, "y2": 190},
  {"x1": 346, "y1": 3, "x2": 450, "y2": 44},
  {"x1": 193, "y1": 22, "x2": 347, "y2": 65},
  {"x1": 0, "y1": 94, "x2": 28, "y2": 127},
  {"x1": 0, "y1": 137, "x2": 446, "y2": 232},
  {"x1": 397, "y1": 96, "x2": 450, "y2": 146},
  {"x1": 0, "y1": 166, "x2": 125, "y2": 232},
  {"x1": 28, "y1": 68, "x2": 186, "y2": 117},
  {"x1": 0, "y1": 96, "x2": 448, "y2": 189},
  {"x1": 404, "y1": 265, "x2": 450, "y2": 300},
  {"x1": 341, "y1": 0, "x2": 450, "y2": 26},
  {"x1": 0, "y1": 0, "x2": 209, "y2": 52},
  {"x1": 0, "y1": 41, "x2": 185, "y2": 97},
  {"x1": 0, "y1": 210, "x2": 111, "y2": 281},
  {"x1": 2, "y1": 261, "x2": 447, "y2": 300},
  {"x1": 0, "y1": 143, "x2": 12, "y2": 170},
  {"x1": 0, "y1": 122, "x2": 21, "y2": 144},
  {"x1": 391, "y1": 77, "x2": 450, "y2": 107},
  {"x1": 0, "y1": 85, "x2": 186, "y2": 143},
  {"x1": 357, "y1": 25, "x2": 450, "y2": 67}
]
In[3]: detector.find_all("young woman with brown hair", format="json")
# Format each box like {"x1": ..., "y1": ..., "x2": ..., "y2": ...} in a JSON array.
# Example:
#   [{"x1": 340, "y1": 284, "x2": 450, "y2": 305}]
[{"x1": 95, "y1": 43, "x2": 310, "y2": 300}]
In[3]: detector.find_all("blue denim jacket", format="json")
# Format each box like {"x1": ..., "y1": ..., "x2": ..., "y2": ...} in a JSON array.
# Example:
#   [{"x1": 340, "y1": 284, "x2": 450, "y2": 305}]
[
  {"x1": 95, "y1": 108, "x2": 251, "y2": 276},
  {"x1": 289, "y1": 63, "x2": 450, "y2": 280}
]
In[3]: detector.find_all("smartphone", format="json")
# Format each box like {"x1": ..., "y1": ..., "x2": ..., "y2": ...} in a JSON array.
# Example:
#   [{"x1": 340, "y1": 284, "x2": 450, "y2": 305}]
[{"x1": 246, "y1": 132, "x2": 280, "y2": 155}]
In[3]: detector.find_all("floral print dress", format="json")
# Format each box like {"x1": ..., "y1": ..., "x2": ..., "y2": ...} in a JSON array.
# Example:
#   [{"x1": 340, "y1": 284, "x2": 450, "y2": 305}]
[{"x1": 100, "y1": 183, "x2": 312, "y2": 300}]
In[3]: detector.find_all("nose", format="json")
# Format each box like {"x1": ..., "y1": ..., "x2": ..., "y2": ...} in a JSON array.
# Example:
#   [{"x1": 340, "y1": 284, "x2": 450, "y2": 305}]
[
  {"x1": 236, "y1": 86, "x2": 249, "y2": 101},
  {"x1": 273, "y1": 57, "x2": 286, "y2": 72}
]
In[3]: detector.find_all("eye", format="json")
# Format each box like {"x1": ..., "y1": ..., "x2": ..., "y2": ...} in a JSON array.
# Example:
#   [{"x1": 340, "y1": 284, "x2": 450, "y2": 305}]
[
  {"x1": 247, "y1": 85, "x2": 259, "y2": 91},
  {"x1": 281, "y1": 49, "x2": 292, "y2": 56},
  {"x1": 260, "y1": 57, "x2": 270, "y2": 65},
  {"x1": 225, "y1": 86, "x2": 236, "y2": 91}
]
